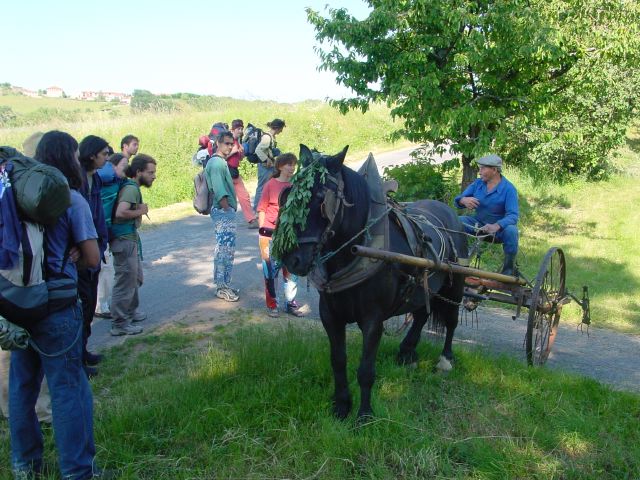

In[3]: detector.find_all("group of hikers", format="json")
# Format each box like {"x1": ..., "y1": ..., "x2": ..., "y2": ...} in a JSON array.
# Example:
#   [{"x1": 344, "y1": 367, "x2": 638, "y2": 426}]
[
  {"x1": 194, "y1": 118, "x2": 303, "y2": 316},
  {"x1": 0, "y1": 117, "x2": 310, "y2": 478},
  {"x1": 0, "y1": 114, "x2": 520, "y2": 478},
  {"x1": 0, "y1": 131, "x2": 155, "y2": 478}
]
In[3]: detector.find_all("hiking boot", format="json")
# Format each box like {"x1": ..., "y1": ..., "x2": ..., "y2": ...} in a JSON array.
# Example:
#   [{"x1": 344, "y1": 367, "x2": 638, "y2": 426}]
[
  {"x1": 132, "y1": 310, "x2": 147, "y2": 323},
  {"x1": 247, "y1": 219, "x2": 259, "y2": 229},
  {"x1": 216, "y1": 287, "x2": 239, "y2": 302},
  {"x1": 84, "y1": 351, "x2": 103, "y2": 367},
  {"x1": 110, "y1": 324, "x2": 143, "y2": 336},
  {"x1": 94, "y1": 311, "x2": 112, "y2": 319},
  {"x1": 267, "y1": 307, "x2": 279, "y2": 318},
  {"x1": 500, "y1": 253, "x2": 517, "y2": 277},
  {"x1": 285, "y1": 301, "x2": 304, "y2": 317}
]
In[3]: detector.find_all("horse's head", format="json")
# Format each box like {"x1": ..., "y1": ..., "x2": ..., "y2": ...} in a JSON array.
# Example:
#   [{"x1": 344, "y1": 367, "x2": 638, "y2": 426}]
[{"x1": 279, "y1": 144, "x2": 352, "y2": 276}]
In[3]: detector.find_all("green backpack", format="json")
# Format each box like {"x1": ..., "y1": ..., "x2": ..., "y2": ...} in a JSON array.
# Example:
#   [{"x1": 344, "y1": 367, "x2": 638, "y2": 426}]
[{"x1": 0, "y1": 146, "x2": 70, "y2": 225}]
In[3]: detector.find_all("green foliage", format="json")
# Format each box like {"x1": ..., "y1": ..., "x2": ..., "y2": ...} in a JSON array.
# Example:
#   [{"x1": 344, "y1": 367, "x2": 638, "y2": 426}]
[
  {"x1": 307, "y1": 0, "x2": 640, "y2": 184},
  {"x1": 0, "y1": 107, "x2": 86, "y2": 127},
  {"x1": 383, "y1": 157, "x2": 459, "y2": 203},
  {"x1": 500, "y1": 62, "x2": 640, "y2": 181},
  {"x1": 0, "y1": 105, "x2": 16, "y2": 127},
  {"x1": 0, "y1": 97, "x2": 404, "y2": 209},
  {"x1": 130, "y1": 89, "x2": 178, "y2": 114},
  {"x1": 271, "y1": 161, "x2": 328, "y2": 260}
]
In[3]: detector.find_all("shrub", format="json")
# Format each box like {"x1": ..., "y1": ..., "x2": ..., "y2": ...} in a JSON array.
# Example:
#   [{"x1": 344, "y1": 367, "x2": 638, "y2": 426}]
[
  {"x1": 0, "y1": 106, "x2": 17, "y2": 127},
  {"x1": 383, "y1": 158, "x2": 459, "y2": 204}
]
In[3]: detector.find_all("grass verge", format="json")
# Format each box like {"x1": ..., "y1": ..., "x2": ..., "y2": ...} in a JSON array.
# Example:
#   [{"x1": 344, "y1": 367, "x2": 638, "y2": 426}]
[{"x1": 1, "y1": 318, "x2": 638, "y2": 479}]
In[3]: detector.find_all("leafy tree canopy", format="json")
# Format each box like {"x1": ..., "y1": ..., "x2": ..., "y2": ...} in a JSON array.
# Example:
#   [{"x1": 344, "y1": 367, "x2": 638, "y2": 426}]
[{"x1": 307, "y1": 0, "x2": 640, "y2": 185}]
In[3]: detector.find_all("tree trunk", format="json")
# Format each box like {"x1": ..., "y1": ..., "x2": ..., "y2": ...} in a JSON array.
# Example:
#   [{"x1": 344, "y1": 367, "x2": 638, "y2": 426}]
[{"x1": 460, "y1": 153, "x2": 478, "y2": 191}]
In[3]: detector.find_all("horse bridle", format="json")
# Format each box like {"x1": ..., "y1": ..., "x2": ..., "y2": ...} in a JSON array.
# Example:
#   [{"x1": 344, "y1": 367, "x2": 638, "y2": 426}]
[{"x1": 296, "y1": 169, "x2": 354, "y2": 254}]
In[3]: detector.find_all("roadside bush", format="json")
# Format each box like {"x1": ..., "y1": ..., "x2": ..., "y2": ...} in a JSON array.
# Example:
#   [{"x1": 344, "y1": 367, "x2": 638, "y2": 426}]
[
  {"x1": 130, "y1": 89, "x2": 178, "y2": 114},
  {"x1": 0, "y1": 106, "x2": 16, "y2": 127},
  {"x1": 383, "y1": 158, "x2": 459, "y2": 204}
]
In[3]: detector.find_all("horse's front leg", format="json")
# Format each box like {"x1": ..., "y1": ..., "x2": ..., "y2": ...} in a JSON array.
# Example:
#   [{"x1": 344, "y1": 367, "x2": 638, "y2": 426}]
[
  {"x1": 356, "y1": 314, "x2": 384, "y2": 419},
  {"x1": 320, "y1": 301, "x2": 351, "y2": 419}
]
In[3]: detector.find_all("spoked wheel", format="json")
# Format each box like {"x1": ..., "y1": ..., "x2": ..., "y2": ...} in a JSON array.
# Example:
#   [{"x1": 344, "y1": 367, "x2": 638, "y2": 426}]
[
  {"x1": 526, "y1": 247, "x2": 566, "y2": 366},
  {"x1": 384, "y1": 313, "x2": 413, "y2": 336}
]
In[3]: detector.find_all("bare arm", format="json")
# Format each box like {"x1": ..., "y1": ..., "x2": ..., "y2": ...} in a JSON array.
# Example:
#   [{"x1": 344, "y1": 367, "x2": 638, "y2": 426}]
[
  {"x1": 115, "y1": 201, "x2": 148, "y2": 220},
  {"x1": 76, "y1": 239, "x2": 100, "y2": 270}
]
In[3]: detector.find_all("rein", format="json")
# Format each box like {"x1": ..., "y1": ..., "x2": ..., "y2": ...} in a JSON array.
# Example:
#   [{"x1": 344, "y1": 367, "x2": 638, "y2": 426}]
[{"x1": 317, "y1": 205, "x2": 392, "y2": 265}]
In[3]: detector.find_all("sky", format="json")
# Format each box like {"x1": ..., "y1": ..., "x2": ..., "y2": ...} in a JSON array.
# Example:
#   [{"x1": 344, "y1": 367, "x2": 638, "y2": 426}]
[{"x1": 2, "y1": 0, "x2": 372, "y2": 103}]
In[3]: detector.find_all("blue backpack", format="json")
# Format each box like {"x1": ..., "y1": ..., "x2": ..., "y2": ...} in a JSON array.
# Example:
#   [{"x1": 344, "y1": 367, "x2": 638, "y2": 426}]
[{"x1": 242, "y1": 124, "x2": 267, "y2": 164}]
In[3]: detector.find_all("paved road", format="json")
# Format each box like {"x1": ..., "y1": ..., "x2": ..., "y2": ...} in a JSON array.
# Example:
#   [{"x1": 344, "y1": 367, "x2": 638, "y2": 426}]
[{"x1": 88, "y1": 147, "x2": 640, "y2": 394}]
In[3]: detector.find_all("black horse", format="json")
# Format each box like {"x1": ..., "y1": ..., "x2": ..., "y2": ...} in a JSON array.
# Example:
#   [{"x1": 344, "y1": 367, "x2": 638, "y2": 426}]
[{"x1": 281, "y1": 145, "x2": 468, "y2": 419}]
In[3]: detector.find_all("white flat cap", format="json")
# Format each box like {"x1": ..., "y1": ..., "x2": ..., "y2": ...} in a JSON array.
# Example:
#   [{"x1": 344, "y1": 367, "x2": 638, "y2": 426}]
[{"x1": 476, "y1": 154, "x2": 502, "y2": 167}]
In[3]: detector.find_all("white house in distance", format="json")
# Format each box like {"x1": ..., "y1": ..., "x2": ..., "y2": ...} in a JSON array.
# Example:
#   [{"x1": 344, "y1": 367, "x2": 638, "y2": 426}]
[
  {"x1": 46, "y1": 86, "x2": 64, "y2": 98},
  {"x1": 79, "y1": 90, "x2": 132, "y2": 104}
]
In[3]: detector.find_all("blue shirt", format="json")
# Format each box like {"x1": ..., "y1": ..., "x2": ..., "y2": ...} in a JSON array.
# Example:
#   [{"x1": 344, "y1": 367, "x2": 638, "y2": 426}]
[
  {"x1": 97, "y1": 161, "x2": 117, "y2": 185},
  {"x1": 454, "y1": 176, "x2": 519, "y2": 229},
  {"x1": 45, "y1": 190, "x2": 97, "y2": 283},
  {"x1": 79, "y1": 169, "x2": 108, "y2": 263}
]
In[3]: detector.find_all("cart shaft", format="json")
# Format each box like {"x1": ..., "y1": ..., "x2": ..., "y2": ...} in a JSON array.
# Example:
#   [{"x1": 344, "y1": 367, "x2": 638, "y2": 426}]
[{"x1": 352, "y1": 245, "x2": 528, "y2": 286}]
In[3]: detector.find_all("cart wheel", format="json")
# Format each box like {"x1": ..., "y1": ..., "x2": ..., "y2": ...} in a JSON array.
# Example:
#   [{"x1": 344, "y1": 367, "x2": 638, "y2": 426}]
[{"x1": 526, "y1": 247, "x2": 566, "y2": 366}]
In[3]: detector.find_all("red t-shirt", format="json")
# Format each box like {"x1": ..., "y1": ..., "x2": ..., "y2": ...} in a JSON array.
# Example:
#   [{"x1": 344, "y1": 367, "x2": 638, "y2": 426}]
[
  {"x1": 257, "y1": 178, "x2": 291, "y2": 229},
  {"x1": 226, "y1": 138, "x2": 244, "y2": 168}
]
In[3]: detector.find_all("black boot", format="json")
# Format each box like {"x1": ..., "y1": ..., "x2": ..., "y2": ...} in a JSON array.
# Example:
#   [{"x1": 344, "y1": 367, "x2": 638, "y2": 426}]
[{"x1": 500, "y1": 253, "x2": 517, "y2": 276}]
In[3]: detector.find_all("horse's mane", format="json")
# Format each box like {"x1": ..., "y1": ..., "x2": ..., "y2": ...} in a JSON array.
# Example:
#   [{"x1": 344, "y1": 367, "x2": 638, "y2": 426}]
[{"x1": 340, "y1": 164, "x2": 370, "y2": 217}]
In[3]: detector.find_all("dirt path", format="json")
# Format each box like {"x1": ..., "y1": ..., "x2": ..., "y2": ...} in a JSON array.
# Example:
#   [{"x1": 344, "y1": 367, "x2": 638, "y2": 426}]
[{"x1": 87, "y1": 148, "x2": 640, "y2": 394}]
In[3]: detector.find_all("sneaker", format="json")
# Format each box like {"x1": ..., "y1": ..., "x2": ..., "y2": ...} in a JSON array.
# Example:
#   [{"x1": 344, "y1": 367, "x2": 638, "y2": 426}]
[
  {"x1": 216, "y1": 287, "x2": 239, "y2": 302},
  {"x1": 110, "y1": 324, "x2": 143, "y2": 336},
  {"x1": 247, "y1": 219, "x2": 259, "y2": 229},
  {"x1": 132, "y1": 310, "x2": 147, "y2": 323},
  {"x1": 268, "y1": 308, "x2": 279, "y2": 318},
  {"x1": 94, "y1": 311, "x2": 112, "y2": 319},
  {"x1": 84, "y1": 351, "x2": 103, "y2": 367},
  {"x1": 286, "y1": 301, "x2": 305, "y2": 317},
  {"x1": 213, "y1": 284, "x2": 240, "y2": 294}
]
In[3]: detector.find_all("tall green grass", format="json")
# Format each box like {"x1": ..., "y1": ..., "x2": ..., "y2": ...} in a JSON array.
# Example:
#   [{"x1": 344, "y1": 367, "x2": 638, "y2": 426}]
[
  {"x1": 0, "y1": 97, "x2": 404, "y2": 208},
  {"x1": 1, "y1": 320, "x2": 637, "y2": 479}
]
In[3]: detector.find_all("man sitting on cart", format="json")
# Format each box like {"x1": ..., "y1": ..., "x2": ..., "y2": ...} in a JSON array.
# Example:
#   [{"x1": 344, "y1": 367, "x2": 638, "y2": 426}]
[{"x1": 454, "y1": 154, "x2": 519, "y2": 276}]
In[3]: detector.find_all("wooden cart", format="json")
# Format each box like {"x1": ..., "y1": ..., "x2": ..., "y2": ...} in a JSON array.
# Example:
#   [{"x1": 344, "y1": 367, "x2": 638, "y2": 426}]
[{"x1": 351, "y1": 245, "x2": 590, "y2": 366}]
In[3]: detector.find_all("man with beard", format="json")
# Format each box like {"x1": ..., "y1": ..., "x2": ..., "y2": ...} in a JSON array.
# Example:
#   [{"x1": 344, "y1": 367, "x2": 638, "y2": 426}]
[{"x1": 110, "y1": 154, "x2": 156, "y2": 336}]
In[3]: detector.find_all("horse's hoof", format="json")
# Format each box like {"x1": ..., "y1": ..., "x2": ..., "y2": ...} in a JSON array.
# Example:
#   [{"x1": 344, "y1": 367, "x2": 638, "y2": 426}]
[
  {"x1": 356, "y1": 411, "x2": 374, "y2": 425},
  {"x1": 397, "y1": 350, "x2": 418, "y2": 366},
  {"x1": 436, "y1": 355, "x2": 453, "y2": 372},
  {"x1": 333, "y1": 397, "x2": 352, "y2": 420}
]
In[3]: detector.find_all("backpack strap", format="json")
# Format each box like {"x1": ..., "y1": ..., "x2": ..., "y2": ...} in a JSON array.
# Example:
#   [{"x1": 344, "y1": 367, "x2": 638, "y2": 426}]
[
  {"x1": 20, "y1": 222, "x2": 34, "y2": 286},
  {"x1": 110, "y1": 179, "x2": 141, "y2": 240}
]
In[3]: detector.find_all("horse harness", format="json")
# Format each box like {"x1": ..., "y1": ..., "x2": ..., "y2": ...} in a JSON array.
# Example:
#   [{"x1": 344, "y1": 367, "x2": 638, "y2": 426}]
[
  {"x1": 296, "y1": 170, "x2": 353, "y2": 251},
  {"x1": 308, "y1": 169, "x2": 460, "y2": 306}
]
